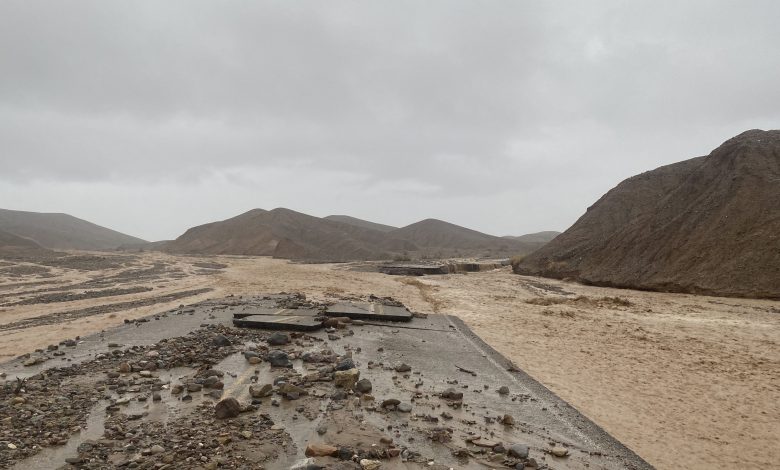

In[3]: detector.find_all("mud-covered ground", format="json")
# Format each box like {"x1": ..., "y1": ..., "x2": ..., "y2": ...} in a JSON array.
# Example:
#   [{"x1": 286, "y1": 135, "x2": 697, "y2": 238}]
[{"x1": 0, "y1": 252, "x2": 778, "y2": 470}]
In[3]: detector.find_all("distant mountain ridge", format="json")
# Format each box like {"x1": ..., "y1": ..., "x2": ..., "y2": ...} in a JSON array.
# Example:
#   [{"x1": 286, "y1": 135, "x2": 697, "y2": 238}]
[
  {"x1": 0, "y1": 208, "x2": 146, "y2": 251},
  {"x1": 514, "y1": 129, "x2": 780, "y2": 299},
  {"x1": 166, "y1": 209, "x2": 550, "y2": 261},
  {"x1": 504, "y1": 231, "x2": 561, "y2": 244}
]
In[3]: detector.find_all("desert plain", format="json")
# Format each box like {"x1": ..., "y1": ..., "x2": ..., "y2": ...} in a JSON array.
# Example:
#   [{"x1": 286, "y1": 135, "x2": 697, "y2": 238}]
[{"x1": 0, "y1": 251, "x2": 777, "y2": 470}]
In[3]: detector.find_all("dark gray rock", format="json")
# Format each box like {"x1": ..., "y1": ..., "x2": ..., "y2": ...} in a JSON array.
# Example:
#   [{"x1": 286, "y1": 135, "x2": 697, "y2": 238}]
[
  {"x1": 267, "y1": 332, "x2": 290, "y2": 346},
  {"x1": 354, "y1": 378, "x2": 372, "y2": 394},
  {"x1": 267, "y1": 350, "x2": 292, "y2": 368},
  {"x1": 508, "y1": 443, "x2": 529, "y2": 459}
]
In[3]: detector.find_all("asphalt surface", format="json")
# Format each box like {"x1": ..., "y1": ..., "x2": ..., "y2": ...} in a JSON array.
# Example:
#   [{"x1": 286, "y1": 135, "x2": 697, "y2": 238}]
[{"x1": 0, "y1": 295, "x2": 654, "y2": 469}]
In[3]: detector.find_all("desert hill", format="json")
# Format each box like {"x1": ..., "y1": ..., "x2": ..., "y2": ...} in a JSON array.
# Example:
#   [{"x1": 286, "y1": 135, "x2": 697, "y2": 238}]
[
  {"x1": 167, "y1": 209, "x2": 546, "y2": 261},
  {"x1": 0, "y1": 229, "x2": 52, "y2": 257},
  {"x1": 324, "y1": 215, "x2": 397, "y2": 233},
  {"x1": 0, "y1": 208, "x2": 146, "y2": 251},
  {"x1": 504, "y1": 231, "x2": 561, "y2": 244},
  {"x1": 165, "y1": 208, "x2": 418, "y2": 261},
  {"x1": 514, "y1": 129, "x2": 780, "y2": 299},
  {"x1": 388, "y1": 219, "x2": 538, "y2": 258}
]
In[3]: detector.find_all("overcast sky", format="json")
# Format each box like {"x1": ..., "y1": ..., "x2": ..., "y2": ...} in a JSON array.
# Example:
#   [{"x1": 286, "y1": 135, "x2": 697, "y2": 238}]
[{"x1": 1, "y1": 1, "x2": 778, "y2": 241}]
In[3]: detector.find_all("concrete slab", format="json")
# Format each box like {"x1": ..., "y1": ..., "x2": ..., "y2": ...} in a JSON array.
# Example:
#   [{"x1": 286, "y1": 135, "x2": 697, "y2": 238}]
[
  {"x1": 232, "y1": 314, "x2": 322, "y2": 331},
  {"x1": 325, "y1": 302, "x2": 413, "y2": 322},
  {"x1": 231, "y1": 307, "x2": 320, "y2": 319}
]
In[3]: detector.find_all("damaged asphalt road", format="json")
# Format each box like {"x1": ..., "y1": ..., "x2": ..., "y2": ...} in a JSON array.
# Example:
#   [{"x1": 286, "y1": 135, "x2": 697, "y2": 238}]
[{"x1": 0, "y1": 294, "x2": 653, "y2": 470}]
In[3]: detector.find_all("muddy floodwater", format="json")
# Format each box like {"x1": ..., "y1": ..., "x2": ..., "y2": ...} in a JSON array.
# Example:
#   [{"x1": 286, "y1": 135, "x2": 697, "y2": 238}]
[{"x1": 1, "y1": 252, "x2": 778, "y2": 470}]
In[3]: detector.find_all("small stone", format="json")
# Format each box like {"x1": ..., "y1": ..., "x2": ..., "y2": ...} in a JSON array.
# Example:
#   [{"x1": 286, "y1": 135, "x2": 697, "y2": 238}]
[
  {"x1": 316, "y1": 423, "x2": 328, "y2": 435},
  {"x1": 241, "y1": 430, "x2": 252, "y2": 439},
  {"x1": 397, "y1": 402, "x2": 412, "y2": 412},
  {"x1": 213, "y1": 335, "x2": 232, "y2": 347},
  {"x1": 249, "y1": 384, "x2": 273, "y2": 398},
  {"x1": 215, "y1": 397, "x2": 242, "y2": 419},
  {"x1": 354, "y1": 378, "x2": 372, "y2": 394},
  {"x1": 336, "y1": 357, "x2": 355, "y2": 371},
  {"x1": 267, "y1": 350, "x2": 292, "y2": 368},
  {"x1": 498, "y1": 386, "x2": 510, "y2": 395},
  {"x1": 334, "y1": 368, "x2": 360, "y2": 389},
  {"x1": 146, "y1": 350, "x2": 159, "y2": 358},
  {"x1": 139, "y1": 370, "x2": 152, "y2": 378},
  {"x1": 440, "y1": 388, "x2": 463, "y2": 400},
  {"x1": 381, "y1": 398, "x2": 400, "y2": 409},
  {"x1": 267, "y1": 332, "x2": 290, "y2": 346},
  {"x1": 394, "y1": 363, "x2": 411, "y2": 373},
  {"x1": 551, "y1": 446, "x2": 569, "y2": 457},
  {"x1": 305, "y1": 443, "x2": 338, "y2": 457},
  {"x1": 502, "y1": 414, "x2": 515, "y2": 425},
  {"x1": 118, "y1": 362, "x2": 131, "y2": 373},
  {"x1": 248, "y1": 356, "x2": 262, "y2": 364},
  {"x1": 150, "y1": 444, "x2": 165, "y2": 454},
  {"x1": 360, "y1": 459, "x2": 382, "y2": 470},
  {"x1": 508, "y1": 444, "x2": 529, "y2": 459},
  {"x1": 171, "y1": 384, "x2": 184, "y2": 395}
]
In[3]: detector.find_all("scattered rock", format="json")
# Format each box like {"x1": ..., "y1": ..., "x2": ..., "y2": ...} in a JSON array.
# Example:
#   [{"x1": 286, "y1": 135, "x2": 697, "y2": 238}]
[
  {"x1": 381, "y1": 398, "x2": 400, "y2": 409},
  {"x1": 212, "y1": 335, "x2": 232, "y2": 347},
  {"x1": 551, "y1": 446, "x2": 569, "y2": 457},
  {"x1": 397, "y1": 402, "x2": 412, "y2": 413},
  {"x1": 334, "y1": 368, "x2": 360, "y2": 389},
  {"x1": 249, "y1": 384, "x2": 273, "y2": 398},
  {"x1": 508, "y1": 443, "x2": 529, "y2": 459},
  {"x1": 214, "y1": 397, "x2": 242, "y2": 419},
  {"x1": 305, "y1": 443, "x2": 339, "y2": 457},
  {"x1": 354, "y1": 378, "x2": 373, "y2": 394},
  {"x1": 498, "y1": 385, "x2": 510, "y2": 395},
  {"x1": 360, "y1": 459, "x2": 382, "y2": 470},
  {"x1": 267, "y1": 350, "x2": 292, "y2": 368},
  {"x1": 336, "y1": 357, "x2": 355, "y2": 371},
  {"x1": 394, "y1": 363, "x2": 411, "y2": 373},
  {"x1": 267, "y1": 332, "x2": 290, "y2": 346},
  {"x1": 440, "y1": 388, "x2": 463, "y2": 400}
]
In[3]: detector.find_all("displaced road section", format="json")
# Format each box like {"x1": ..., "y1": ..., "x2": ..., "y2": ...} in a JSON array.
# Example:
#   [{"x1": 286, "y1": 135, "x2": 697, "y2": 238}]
[{"x1": 0, "y1": 295, "x2": 651, "y2": 470}]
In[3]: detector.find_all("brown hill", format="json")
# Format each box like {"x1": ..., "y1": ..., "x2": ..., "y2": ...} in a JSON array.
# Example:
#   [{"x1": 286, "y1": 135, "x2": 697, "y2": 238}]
[
  {"x1": 504, "y1": 231, "x2": 561, "y2": 244},
  {"x1": 0, "y1": 229, "x2": 52, "y2": 257},
  {"x1": 0, "y1": 208, "x2": 146, "y2": 251},
  {"x1": 389, "y1": 219, "x2": 540, "y2": 258},
  {"x1": 324, "y1": 215, "x2": 397, "y2": 233},
  {"x1": 514, "y1": 129, "x2": 780, "y2": 299},
  {"x1": 165, "y1": 208, "x2": 418, "y2": 261},
  {"x1": 167, "y1": 209, "x2": 547, "y2": 261}
]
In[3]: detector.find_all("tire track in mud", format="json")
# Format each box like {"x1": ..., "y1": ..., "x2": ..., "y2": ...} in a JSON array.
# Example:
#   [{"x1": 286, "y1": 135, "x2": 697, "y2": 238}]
[{"x1": 0, "y1": 288, "x2": 213, "y2": 332}]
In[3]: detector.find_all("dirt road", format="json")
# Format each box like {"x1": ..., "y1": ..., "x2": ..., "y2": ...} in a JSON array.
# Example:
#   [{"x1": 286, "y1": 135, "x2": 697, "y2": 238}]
[{"x1": 1, "y1": 252, "x2": 778, "y2": 469}]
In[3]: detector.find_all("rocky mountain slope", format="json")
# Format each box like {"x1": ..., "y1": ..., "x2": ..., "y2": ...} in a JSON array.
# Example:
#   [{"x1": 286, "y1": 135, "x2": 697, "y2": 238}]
[
  {"x1": 514, "y1": 129, "x2": 780, "y2": 299},
  {"x1": 324, "y1": 215, "x2": 397, "y2": 233},
  {"x1": 0, "y1": 209, "x2": 146, "y2": 251},
  {"x1": 0, "y1": 229, "x2": 52, "y2": 257}
]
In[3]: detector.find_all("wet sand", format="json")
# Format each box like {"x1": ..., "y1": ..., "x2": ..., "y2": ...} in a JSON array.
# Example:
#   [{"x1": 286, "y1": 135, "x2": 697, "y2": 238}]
[{"x1": 1, "y1": 252, "x2": 777, "y2": 469}]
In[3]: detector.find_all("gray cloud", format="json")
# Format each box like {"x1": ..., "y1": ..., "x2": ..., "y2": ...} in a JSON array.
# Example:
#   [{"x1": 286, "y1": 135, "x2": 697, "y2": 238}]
[{"x1": 1, "y1": 1, "x2": 778, "y2": 240}]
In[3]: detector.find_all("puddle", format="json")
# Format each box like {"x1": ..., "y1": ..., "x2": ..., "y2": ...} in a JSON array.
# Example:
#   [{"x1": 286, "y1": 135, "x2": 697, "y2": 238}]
[{"x1": 11, "y1": 400, "x2": 108, "y2": 470}]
